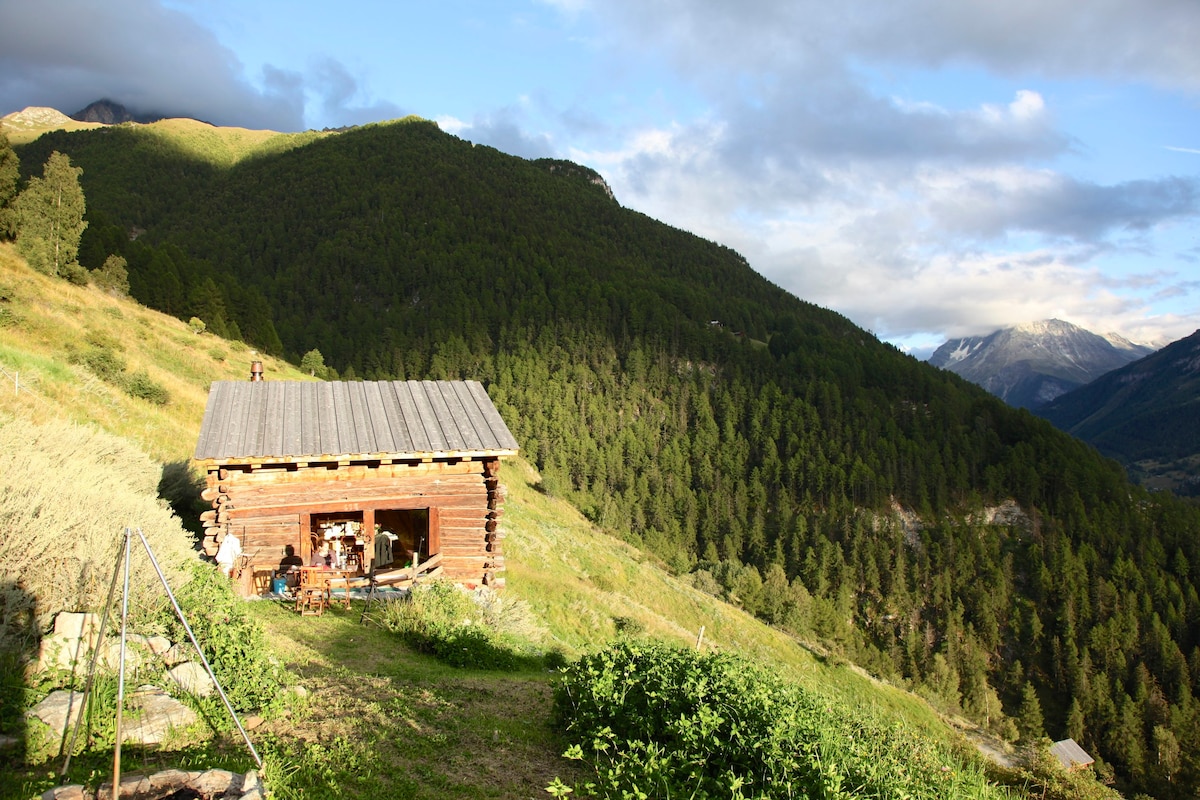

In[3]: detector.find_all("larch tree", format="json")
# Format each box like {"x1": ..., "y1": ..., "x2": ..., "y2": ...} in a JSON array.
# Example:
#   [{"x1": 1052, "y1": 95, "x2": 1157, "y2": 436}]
[{"x1": 15, "y1": 151, "x2": 87, "y2": 278}]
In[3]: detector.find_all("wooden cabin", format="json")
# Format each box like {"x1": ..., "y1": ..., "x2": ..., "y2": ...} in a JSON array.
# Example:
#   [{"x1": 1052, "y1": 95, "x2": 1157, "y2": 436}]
[
  {"x1": 1049, "y1": 739, "x2": 1094, "y2": 772},
  {"x1": 193, "y1": 374, "x2": 519, "y2": 595}
]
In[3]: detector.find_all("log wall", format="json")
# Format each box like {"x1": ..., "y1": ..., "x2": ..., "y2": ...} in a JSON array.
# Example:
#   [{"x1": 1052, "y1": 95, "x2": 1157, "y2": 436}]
[{"x1": 201, "y1": 457, "x2": 506, "y2": 592}]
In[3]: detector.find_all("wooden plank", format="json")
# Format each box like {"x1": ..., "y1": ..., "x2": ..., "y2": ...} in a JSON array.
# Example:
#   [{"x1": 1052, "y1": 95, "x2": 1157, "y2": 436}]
[
  {"x1": 446, "y1": 381, "x2": 493, "y2": 450},
  {"x1": 363, "y1": 381, "x2": 397, "y2": 453},
  {"x1": 316, "y1": 382, "x2": 339, "y2": 457},
  {"x1": 331, "y1": 382, "x2": 356, "y2": 455},
  {"x1": 396, "y1": 381, "x2": 434, "y2": 451},
  {"x1": 426, "y1": 381, "x2": 467, "y2": 451},
  {"x1": 378, "y1": 382, "x2": 412, "y2": 451},
  {"x1": 346, "y1": 381, "x2": 376, "y2": 455},
  {"x1": 466, "y1": 381, "x2": 519, "y2": 451}
]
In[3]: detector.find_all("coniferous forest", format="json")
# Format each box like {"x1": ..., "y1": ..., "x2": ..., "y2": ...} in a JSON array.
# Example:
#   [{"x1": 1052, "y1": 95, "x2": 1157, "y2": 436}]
[{"x1": 14, "y1": 119, "x2": 1200, "y2": 797}]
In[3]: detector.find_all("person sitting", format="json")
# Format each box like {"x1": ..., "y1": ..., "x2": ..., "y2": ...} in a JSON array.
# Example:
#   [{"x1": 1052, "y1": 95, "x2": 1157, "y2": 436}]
[{"x1": 278, "y1": 545, "x2": 304, "y2": 571}]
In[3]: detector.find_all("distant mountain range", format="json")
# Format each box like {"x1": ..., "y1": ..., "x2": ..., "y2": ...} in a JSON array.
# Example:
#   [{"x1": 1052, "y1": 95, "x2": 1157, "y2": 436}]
[
  {"x1": 70, "y1": 98, "x2": 168, "y2": 125},
  {"x1": 928, "y1": 319, "x2": 1155, "y2": 409},
  {"x1": 1037, "y1": 328, "x2": 1200, "y2": 495}
]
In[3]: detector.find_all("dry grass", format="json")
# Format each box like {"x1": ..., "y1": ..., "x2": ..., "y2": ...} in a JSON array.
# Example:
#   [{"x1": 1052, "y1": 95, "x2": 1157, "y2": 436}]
[
  {"x1": 0, "y1": 416, "x2": 198, "y2": 652},
  {"x1": 0, "y1": 243, "x2": 307, "y2": 462}
]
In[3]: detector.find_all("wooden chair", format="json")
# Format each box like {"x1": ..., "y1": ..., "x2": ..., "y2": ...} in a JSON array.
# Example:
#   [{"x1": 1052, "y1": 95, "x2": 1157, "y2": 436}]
[
  {"x1": 252, "y1": 568, "x2": 275, "y2": 596},
  {"x1": 295, "y1": 569, "x2": 329, "y2": 616}
]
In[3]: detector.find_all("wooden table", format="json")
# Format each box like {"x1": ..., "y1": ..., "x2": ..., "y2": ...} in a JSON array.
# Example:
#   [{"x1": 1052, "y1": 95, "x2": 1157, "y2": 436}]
[{"x1": 296, "y1": 566, "x2": 360, "y2": 614}]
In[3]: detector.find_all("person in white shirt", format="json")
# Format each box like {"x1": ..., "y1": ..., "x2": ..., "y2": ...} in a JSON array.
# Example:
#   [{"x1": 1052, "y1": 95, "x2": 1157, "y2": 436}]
[{"x1": 215, "y1": 532, "x2": 242, "y2": 577}]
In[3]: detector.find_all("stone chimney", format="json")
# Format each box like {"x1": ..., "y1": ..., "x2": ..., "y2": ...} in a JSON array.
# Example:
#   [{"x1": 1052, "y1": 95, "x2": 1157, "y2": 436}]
[{"x1": 250, "y1": 361, "x2": 263, "y2": 382}]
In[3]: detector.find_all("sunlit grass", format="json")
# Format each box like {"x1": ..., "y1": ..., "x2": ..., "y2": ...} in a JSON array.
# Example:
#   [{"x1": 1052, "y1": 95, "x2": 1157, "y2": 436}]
[{"x1": 0, "y1": 243, "x2": 307, "y2": 462}]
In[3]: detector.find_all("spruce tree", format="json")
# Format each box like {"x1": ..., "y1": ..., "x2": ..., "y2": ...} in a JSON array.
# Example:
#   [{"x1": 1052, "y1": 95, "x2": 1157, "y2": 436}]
[
  {"x1": 14, "y1": 151, "x2": 87, "y2": 277},
  {"x1": 0, "y1": 132, "x2": 18, "y2": 240}
]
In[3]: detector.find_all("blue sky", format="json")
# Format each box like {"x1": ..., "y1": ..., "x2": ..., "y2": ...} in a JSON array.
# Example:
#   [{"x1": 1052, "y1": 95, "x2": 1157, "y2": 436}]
[{"x1": 2, "y1": 0, "x2": 1198, "y2": 356}]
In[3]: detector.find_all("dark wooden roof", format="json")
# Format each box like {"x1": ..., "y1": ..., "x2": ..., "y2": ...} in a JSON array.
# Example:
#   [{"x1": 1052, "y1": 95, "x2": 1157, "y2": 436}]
[{"x1": 194, "y1": 380, "x2": 519, "y2": 464}]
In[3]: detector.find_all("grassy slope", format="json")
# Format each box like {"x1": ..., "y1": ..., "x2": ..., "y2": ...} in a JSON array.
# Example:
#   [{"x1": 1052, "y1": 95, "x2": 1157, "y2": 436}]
[
  {"x1": 0, "y1": 242, "x2": 306, "y2": 461},
  {"x1": 0, "y1": 248, "x2": 1033, "y2": 797}
]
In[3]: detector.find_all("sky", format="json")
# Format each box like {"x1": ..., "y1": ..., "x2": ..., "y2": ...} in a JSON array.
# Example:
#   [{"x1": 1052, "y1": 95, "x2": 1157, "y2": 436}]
[{"x1": 2, "y1": 0, "x2": 1199, "y2": 357}]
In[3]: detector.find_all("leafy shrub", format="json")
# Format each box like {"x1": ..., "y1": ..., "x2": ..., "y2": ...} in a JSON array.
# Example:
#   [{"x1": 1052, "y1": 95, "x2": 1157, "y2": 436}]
[
  {"x1": 553, "y1": 641, "x2": 1007, "y2": 800},
  {"x1": 124, "y1": 369, "x2": 169, "y2": 405},
  {"x1": 70, "y1": 344, "x2": 126, "y2": 384},
  {"x1": 161, "y1": 563, "x2": 291, "y2": 713},
  {"x1": 376, "y1": 580, "x2": 525, "y2": 670}
]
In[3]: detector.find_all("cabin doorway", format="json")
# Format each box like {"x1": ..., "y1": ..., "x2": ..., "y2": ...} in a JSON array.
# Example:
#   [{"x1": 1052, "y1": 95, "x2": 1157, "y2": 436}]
[
  {"x1": 308, "y1": 511, "x2": 365, "y2": 571},
  {"x1": 374, "y1": 509, "x2": 438, "y2": 568}
]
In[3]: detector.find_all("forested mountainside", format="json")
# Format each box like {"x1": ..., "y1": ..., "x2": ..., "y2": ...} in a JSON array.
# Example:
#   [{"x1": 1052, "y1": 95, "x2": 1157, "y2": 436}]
[
  {"x1": 14, "y1": 118, "x2": 1200, "y2": 797},
  {"x1": 1038, "y1": 329, "x2": 1200, "y2": 496}
]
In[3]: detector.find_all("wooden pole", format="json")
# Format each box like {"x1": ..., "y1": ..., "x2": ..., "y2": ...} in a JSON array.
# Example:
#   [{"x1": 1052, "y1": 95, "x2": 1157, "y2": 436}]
[{"x1": 695, "y1": 625, "x2": 705, "y2": 651}]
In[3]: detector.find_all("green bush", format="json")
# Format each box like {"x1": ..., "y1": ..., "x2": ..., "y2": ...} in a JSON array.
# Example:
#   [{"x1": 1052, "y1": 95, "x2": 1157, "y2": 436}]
[
  {"x1": 70, "y1": 345, "x2": 126, "y2": 384},
  {"x1": 124, "y1": 369, "x2": 169, "y2": 405},
  {"x1": 553, "y1": 641, "x2": 1008, "y2": 800},
  {"x1": 376, "y1": 580, "x2": 523, "y2": 670},
  {"x1": 160, "y1": 563, "x2": 291, "y2": 712}
]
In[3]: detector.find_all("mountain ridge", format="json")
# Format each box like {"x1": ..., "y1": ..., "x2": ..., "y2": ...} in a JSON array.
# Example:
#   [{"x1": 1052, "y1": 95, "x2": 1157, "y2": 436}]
[
  {"x1": 928, "y1": 318, "x2": 1155, "y2": 409},
  {"x1": 1037, "y1": 327, "x2": 1200, "y2": 494}
]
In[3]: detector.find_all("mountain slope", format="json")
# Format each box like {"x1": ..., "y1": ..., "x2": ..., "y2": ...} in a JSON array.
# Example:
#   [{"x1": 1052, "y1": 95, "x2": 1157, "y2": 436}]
[
  {"x1": 928, "y1": 319, "x2": 1155, "y2": 409},
  {"x1": 1037, "y1": 328, "x2": 1200, "y2": 493},
  {"x1": 11, "y1": 117, "x2": 1200, "y2": 797},
  {"x1": 0, "y1": 246, "x2": 1058, "y2": 800}
]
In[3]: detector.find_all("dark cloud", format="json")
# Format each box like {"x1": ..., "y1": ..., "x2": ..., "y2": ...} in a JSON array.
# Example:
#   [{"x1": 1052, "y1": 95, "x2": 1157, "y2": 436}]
[
  {"x1": 0, "y1": 0, "x2": 389, "y2": 131},
  {"x1": 309, "y1": 58, "x2": 407, "y2": 129}
]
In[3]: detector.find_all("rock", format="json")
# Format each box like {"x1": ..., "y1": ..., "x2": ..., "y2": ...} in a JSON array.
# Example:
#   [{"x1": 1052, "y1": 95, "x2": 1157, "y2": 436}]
[
  {"x1": 54, "y1": 612, "x2": 100, "y2": 641},
  {"x1": 241, "y1": 770, "x2": 260, "y2": 794},
  {"x1": 122, "y1": 687, "x2": 197, "y2": 745},
  {"x1": 100, "y1": 639, "x2": 144, "y2": 672},
  {"x1": 190, "y1": 768, "x2": 238, "y2": 797},
  {"x1": 147, "y1": 768, "x2": 200, "y2": 793},
  {"x1": 162, "y1": 642, "x2": 193, "y2": 666},
  {"x1": 27, "y1": 690, "x2": 87, "y2": 737},
  {"x1": 40, "y1": 785, "x2": 86, "y2": 800},
  {"x1": 242, "y1": 714, "x2": 264, "y2": 730},
  {"x1": 0, "y1": 733, "x2": 20, "y2": 751},
  {"x1": 166, "y1": 662, "x2": 215, "y2": 698},
  {"x1": 37, "y1": 633, "x2": 87, "y2": 671},
  {"x1": 126, "y1": 633, "x2": 172, "y2": 656}
]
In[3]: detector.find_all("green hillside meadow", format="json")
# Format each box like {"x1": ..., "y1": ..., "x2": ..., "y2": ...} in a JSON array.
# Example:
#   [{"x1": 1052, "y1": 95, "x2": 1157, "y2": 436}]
[
  {"x1": 0, "y1": 243, "x2": 1050, "y2": 800},
  {"x1": 3, "y1": 115, "x2": 1199, "y2": 798}
]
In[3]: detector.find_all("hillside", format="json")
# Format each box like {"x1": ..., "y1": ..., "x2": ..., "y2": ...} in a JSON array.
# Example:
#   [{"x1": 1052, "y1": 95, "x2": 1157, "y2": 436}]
[
  {"x1": 9, "y1": 118, "x2": 1200, "y2": 797},
  {"x1": 0, "y1": 245, "x2": 1097, "y2": 800},
  {"x1": 929, "y1": 319, "x2": 1155, "y2": 409},
  {"x1": 1037, "y1": 329, "x2": 1200, "y2": 494}
]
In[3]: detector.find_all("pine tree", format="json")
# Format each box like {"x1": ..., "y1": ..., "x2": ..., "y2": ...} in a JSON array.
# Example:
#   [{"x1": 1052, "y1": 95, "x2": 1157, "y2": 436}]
[
  {"x1": 0, "y1": 132, "x2": 18, "y2": 240},
  {"x1": 1017, "y1": 681, "x2": 1045, "y2": 742},
  {"x1": 14, "y1": 151, "x2": 87, "y2": 277}
]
